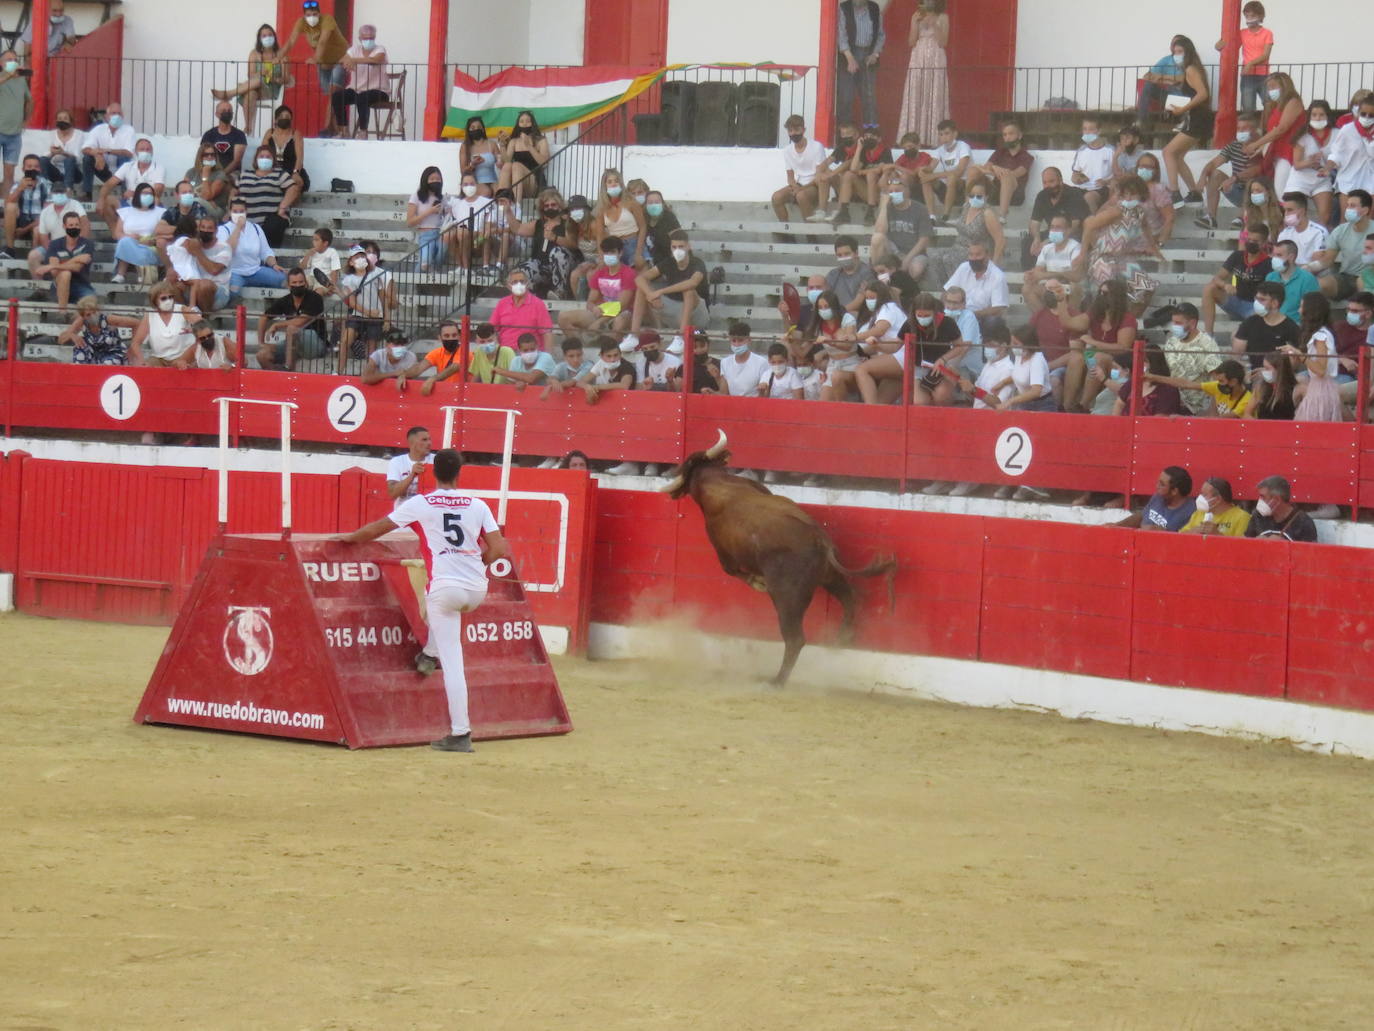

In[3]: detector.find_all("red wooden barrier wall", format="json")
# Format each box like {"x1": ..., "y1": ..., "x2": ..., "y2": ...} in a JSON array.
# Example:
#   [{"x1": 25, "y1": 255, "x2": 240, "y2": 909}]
[
  {"x1": 8, "y1": 359, "x2": 1374, "y2": 509},
  {"x1": 590, "y1": 488, "x2": 1374, "y2": 715}
]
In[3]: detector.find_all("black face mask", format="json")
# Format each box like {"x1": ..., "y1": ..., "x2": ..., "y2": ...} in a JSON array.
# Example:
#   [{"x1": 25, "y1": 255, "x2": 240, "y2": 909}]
[
  {"x1": 969, "y1": 259, "x2": 988, "y2": 273},
  {"x1": 468, "y1": 127, "x2": 485, "y2": 140},
  {"x1": 64, "y1": 226, "x2": 81, "y2": 238},
  {"x1": 840, "y1": 136, "x2": 855, "y2": 146},
  {"x1": 903, "y1": 146, "x2": 919, "y2": 155},
  {"x1": 515, "y1": 125, "x2": 532, "y2": 136},
  {"x1": 289, "y1": 285, "x2": 307, "y2": 297},
  {"x1": 276, "y1": 117, "x2": 292, "y2": 129},
  {"x1": 1245, "y1": 241, "x2": 1261, "y2": 254},
  {"x1": 442, "y1": 339, "x2": 460, "y2": 352},
  {"x1": 56, "y1": 120, "x2": 71, "y2": 131},
  {"x1": 198, "y1": 231, "x2": 215, "y2": 245},
  {"x1": 643, "y1": 349, "x2": 660, "y2": 363},
  {"x1": 1041, "y1": 290, "x2": 1059, "y2": 308},
  {"x1": 199, "y1": 337, "x2": 215, "y2": 350},
  {"x1": 788, "y1": 133, "x2": 804, "y2": 144},
  {"x1": 218, "y1": 111, "x2": 233, "y2": 124}
]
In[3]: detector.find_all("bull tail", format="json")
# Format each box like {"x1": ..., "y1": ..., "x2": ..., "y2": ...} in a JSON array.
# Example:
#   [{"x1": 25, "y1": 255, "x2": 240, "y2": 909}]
[{"x1": 830, "y1": 552, "x2": 897, "y2": 614}]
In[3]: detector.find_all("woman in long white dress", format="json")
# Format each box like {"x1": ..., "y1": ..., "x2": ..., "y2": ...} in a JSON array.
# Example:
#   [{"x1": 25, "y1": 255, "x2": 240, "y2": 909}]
[{"x1": 898, "y1": 0, "x2": 950, "y2": 146}]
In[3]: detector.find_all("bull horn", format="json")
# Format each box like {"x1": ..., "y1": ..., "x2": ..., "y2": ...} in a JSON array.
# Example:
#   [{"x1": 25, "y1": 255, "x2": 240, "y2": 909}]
[
  {"x1": 658, "y1": 475, "x2": 685, "y2": 494},
  {"x1": 704, "y1": 429, "x2": 728, "y2": 459}
]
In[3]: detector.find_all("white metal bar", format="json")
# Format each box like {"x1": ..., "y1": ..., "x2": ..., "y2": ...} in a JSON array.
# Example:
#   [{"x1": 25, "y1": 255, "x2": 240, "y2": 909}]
[
  {"x1": 216, "y1": 398, "x2": 229, "y2": 526},
  {"x1": 211, "y1": 398, "x2": 298, "y2": 535},
  {"x1": 497, "y1": 411, "x2": 515, "y2": 524},
  {"x1": 456, "y1": 489, "x2": 568, "y2": 593},
  {"x1": 441, "y1": 407, "x2": 456, "y2": 451}
]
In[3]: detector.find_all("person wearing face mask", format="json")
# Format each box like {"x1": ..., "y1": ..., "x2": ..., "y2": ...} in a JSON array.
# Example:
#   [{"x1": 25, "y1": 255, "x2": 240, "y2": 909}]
[
  {"x1": 1158, "y1": 302, "x2": 1223, "y2": 406},
  {"x1": 855, "y1": 292, "x2": 964, "y2": 406},
  {"x1": 167, "y1": 214, "x2": 233, "y2": 313},
  {"x1": 200, "y1": 101, "x2": 248, "y2": 175},
  {"x1": 363, "y1": 326, "x2": 423, "y2": 390},
  {"x1": 129, "y1": 282, "x2": 196, "y2": 368},
  {"x1": 1312, "y1": 189, "x2": 1372, "y2": 301},
  {"x1": 823, "y1": 235, "x2": 873, "y2": 314},
  {"x1": 712, "y1": 322, "x2": 770, "y2": 401},
  {"x1": 623, "y1": 331, "x2": 683, "y2": 400},
  {"x1": 1242, "y1": 352, "x2": 1299, "y2": 419},
  {"x1": 187, "y1": 318, "x2": 237, "y2": 371},
  {"x1": 806, "y1": 288, "x2": 862, "y2": 400},
  {"x1": 559, "y1": 236, "x2": 638, "y2": 338},
  {"x1": 942, "y1": 237, "x2": 1009, "y2": 327},
  {"x1": 853, "y1": 279, "x2": 907, "y2": 360},
  {"x1": 98, "y1": 139, "x2": 164, "y2": 234},
  {"x1": 1244, "y1": 475, "x2": 1317, "y2": 541},
  {"x1": 79, "y1": 101, "x2": 134, "y2": 202},
  {"x1": 156, "y1": 179, "x2": 213, "y2": 250},
  {"x1": 182, "y1": 145, "x2": 229, "y2": 220},
  {"x1": 794, "y1": 345, "x2": 832, "y2": 404},
  {"x1": 631, "y1": 229, "x2": 709, "y2": 342},
  {"x1": 1179, "y1": 477, "x2": 1250, "y2": 537},
  {"x1": 490, "y1": 331, "x2": 560, "y2": 397},
  {"x1": 256, "y1": 267, "x2": 326, "y2": 371},
  {"x1": 212, "y1": 24, "x2": 289, "y2": 136},
  {"x1": 1081, "y1": 175, "x2": 1163, "y2": 314},
  {"x1": 1147, "y1": 357, "x2": 1253, "y2": 418},
  {"x1": 1129, "y1": 153, "x2": 1176, "y2": 245},
  {"x1": 336, "y1": 243, "x2": 395, "y2": 373},
  {"x1": 1194, "y1": 112, "x2": 1262, "y2": 230},
  {"x1": 280, "y1": 0, "x2": 350, "y2": 138},
  {"x1": 445, "y1": 172, "x2": 495, "y2": 271},
  {"x1": 897, "y1": 0, "x2": 951, "y2": 146},
  {"x1": 871, "y1": 175, "x2": 933, "y2": 283},
  {"x1": 811, "y1": 120, "x2": 862, "y2": 221},
  {"x1": 1275, "y1": 191, "x2": 1328, "y2": 267},
  {"x1": 1068, "y1": 117, "x2": 1114, "y2": 214},
  {"x1": 459, "y1": 117, "x2": 502, "y2": 197},
  {"x1": 1323, "y1": 97, "x2": 1374, "y2": 204},
  {"x1": 640, "y1": 190, "x2": 680, "y2": 266},
  {"x1": 1232, "y1": 281, "x2": 1299, "y2": 369},
  {"x1": 336, "y1": 25, "x2": 389, "y2": 139},
  {"x1": 2, "y1": 153, "x2": 51, "y2": 257},
  {"x1": 1213, "y1": 2, "x2": 1274, "y2": 113},
  {"x1": 29, "y1": 210, "x2": 93, "y2": 314},
  {"x1": 576, "y1": 335, "x2": 638, "y2": 408},
  {"x1": 41, "y1": 107, "x2": 84, "y2": 195},
  {"x1": 1263, "y1": 239, "x2": 1318, "y2": 322},
  {"x1": 1287, "y1": 101, "x2": 1336, "y2": 228},
  {"x1": 0, "y1": 49, "x2": 30, "y2": 205},
  {"x1": 1158, "y1": 35, "x2": 1213, "y2": 207},
  {"x1": 499, "y1": 111, "x2": 551, "y2": 207},
  {"x1": 218, "y1": 197, "x2": 288, "y2": 300},
  {"x1": 772, "y1": 115, "x2": 829, "y2": 223},
  {"x1": 542, "y1": 338, "x2": 598, "y2": 400},
  {"x1": 1106, "y1": 343, "x2": 1182, "y2": 419},
  {"x1": 916, "y1": 118, "x2": 972, "y2": 221},
  {"x1": 23, "y1": 178, "x2": 88, "y2": 281},
  {"x1": 592, "y1": 169, "x2": 647, "y2": 268},
  {"x1": 408, "y1": 165, "x2": 449, "y2": 271},
  {"x1": 234, "y1": 146, "x2": 299, "y2": 247},
  {"x1": 260, "y1": 105, "x2": 308, "y2": 193},
  {"x1": 925, "y1": 182, "x2": 1004, "y2": 289},
  {"x1": 1023, "y1": 214, "x2": 1083, "y2": 310},
  {"x1": 1336, "y1": 293, "x2": 1374, "y2": 392},
  {"x1": 1247, "y1": 72, "x2": 1304, "y2": 195},
  {"x1": 966, "y1": 120, "x2": 1034, "y2": 221},
  {"x1": 18, "y1": 0, "x2": 75, "y2": 60},
  {"x1": 60, "y1": 295, "x2": 139, "y2": 365},
  {"x1": 1026, "y1": 167, "x2": 1089, "y2": 267},
  {"x1": 1201, "y1": 221, "x2": 1273, "y2": 333},
  {"x1": 511, "y1": 187, "x2": 577, "y2": 298},
  {"x1": 489, "y1": 269, "x2": 552, "y2": 355},
  {"x1": 755, "y1": 342, "x2": 806, "y2": 402},
  {"x1": 110, "y1": 184, "x2": 167, "y2": 285},
  {"x1": 829, "y1": 125, "x2": 892, "y2": 226},
  {"x1": 778, "y1": 273, "x2": 831, "y2": 356}
]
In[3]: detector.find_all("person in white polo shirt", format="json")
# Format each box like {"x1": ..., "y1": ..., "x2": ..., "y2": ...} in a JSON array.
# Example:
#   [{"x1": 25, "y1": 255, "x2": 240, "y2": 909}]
[
  {"x1": 1278, "y1": 191, "x2": 1329, "y2": 266},
  {"x1": 386, "y1": 425, "x2": 435, "y2": 503},
  {"x1": 1069, "y1": 116, "x2": 1115, "y2": 213},
  {"x1": 943, "y1": 241, "x2": 1009, "y2": 323},
  {"x1": 772, "y1": 115, "x2": 829, "y2": 223}
]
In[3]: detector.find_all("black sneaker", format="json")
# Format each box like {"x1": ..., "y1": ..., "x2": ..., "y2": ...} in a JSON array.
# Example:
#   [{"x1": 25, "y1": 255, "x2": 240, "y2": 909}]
[
  {"x1": 414, "y1": 651, "x2": 438, "y2": 675},
  {"x1": 431, "y1": 733, "x2": 474, "y2": 753},
  {"x1": 1184, "y1": 190, "x2": 1203, "y2": 204},
  {"x1": 1170, "y1": 189, "x2": 1185, "y2": 209},
  {"x1": 1194, "y1": 214, "x2": 1218, "y2": 229},
  {"x1": 0, "y1": 247, "x2": 13, "y2": 260}
]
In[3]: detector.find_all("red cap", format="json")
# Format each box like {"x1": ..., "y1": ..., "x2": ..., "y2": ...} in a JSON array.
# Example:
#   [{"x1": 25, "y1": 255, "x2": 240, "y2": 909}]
[{"x1": 636, "y1": 330, "x2": 662, "y2": 350}]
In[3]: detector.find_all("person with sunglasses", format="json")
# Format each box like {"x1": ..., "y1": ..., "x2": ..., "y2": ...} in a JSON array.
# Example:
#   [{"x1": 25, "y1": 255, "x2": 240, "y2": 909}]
[
  {"x1": 279, "y1": 0, "x2": 350, "y2": 138},
  {"x1": 190, "y1": 318, "x2": 237, "y2": 370}
]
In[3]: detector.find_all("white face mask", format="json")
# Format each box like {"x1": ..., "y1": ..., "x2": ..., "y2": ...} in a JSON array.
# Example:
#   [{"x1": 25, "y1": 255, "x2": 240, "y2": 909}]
[
  {"x1": 817, "y1": 307, "x2": 833, "y2": 321},
  {"x1": 305, "y1": 14, "x2": 320, "y2": 26},
  {"x1": 351, "y1": 260, "x2": 367, "y2": 273},
  {"x1": 261, "y1": 34, "x2": 276, "y2": 47},
  {"x1": 671, "y1": 247, "x2": 688, "y2": 262},
  {"x1": 1236, "y1": 130, "x2": 1253, "y2": 143},
  {"x1": 1253, "y1": 299, "x2": 1268, "y2": 316},
  {"x1": 388, "y1": 346, "x2": 409, "y2": 361},
  {"x1": 1309, "y1": 118, "x2": 1328, "y2": 130},
  {"x1": 1195, "y1": 494, "x2": 1211, "y2": 513},
  {"x1": 1047, "y1": 230, "x2": 1065, "y2": 244},
  {"x1": 1256, "y1": 497, "x2": 1273, "y2": 517},
  {"x1": 462, "y1": 184, "x2": 478, "y2": 198},
  {"x1": 157, "y1": 298, "x2": 175, "y2": 312},
  {"x1": 1261, "y1": 368, "x2": 1276, "y2": 384},
  {"x1": 1359, "y1": 115, "x2": 1374, "y2": 129},
  {"x1": 1267, "y1": 88, "x2": 1282, "y2": 102},
  {"x1": 510, "y1": 281, "x2": 528, "y2": 296},
  {"x1": 604, "y1": 254, "x2": 620, "y2": 267},
  {"x1": 136, "y1": 151, "x2": 152, "y2": 164},
  {"x1": 569, "y1": 208, "x2": 586, "y2": 221},
  {"x1": 632, "y1": 193, "x2": 647, "y2": 205},
  {"x1": 521, "y1": 352, "x2": 538, "y2": 366}
]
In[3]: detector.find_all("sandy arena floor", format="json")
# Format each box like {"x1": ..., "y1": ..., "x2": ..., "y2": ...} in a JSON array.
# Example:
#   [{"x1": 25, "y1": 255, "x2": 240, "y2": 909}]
[{"x1": 3, "y1": 612, "x2": 1374, "y2": 1029}]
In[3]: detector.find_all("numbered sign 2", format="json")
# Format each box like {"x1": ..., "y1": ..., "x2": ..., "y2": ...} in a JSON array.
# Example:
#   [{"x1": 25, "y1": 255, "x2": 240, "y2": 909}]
[
  {"x1": 100, "y1": 374, "x2": 141, "y2": 421},
  {"x1": 994, "y1": 426, "x2": 1032, "y2": 477},
  {"x1": 327, "y1": 385, "x2": 367, "y2": 435}
]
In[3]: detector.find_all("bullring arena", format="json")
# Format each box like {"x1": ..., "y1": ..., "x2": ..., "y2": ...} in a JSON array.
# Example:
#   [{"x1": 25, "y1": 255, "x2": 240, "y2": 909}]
[{"x1": 6, "y1": 612, "x2": 1374, "y2": 1029}]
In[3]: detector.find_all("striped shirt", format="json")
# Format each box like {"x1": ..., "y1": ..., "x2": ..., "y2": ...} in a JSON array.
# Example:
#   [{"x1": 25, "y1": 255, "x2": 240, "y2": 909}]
[
  {"x1": 234, "y1": 170, "x2": 293, "y2": 222},
  {"x1": 1217, "y1": 140, "x2": 1257, "y2": 179}
]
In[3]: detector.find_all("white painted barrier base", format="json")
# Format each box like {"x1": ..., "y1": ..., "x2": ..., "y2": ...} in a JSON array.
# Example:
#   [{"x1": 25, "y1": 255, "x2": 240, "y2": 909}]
[
  {"x1": 0, "y1": 573, "x2": 13, "y2": 612},
  {"x1": 589, "y1": 622, "x2": 1374, "y2": 761}
]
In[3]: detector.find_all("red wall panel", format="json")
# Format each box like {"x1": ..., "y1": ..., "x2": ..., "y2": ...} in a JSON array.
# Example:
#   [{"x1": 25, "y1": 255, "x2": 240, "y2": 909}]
[
  {"x1": 0, "y1": 450, "x2": 26, "y2": 572},
  {"x1": 1287, "y1": 543, "x2": 1374, "y2": 710}
]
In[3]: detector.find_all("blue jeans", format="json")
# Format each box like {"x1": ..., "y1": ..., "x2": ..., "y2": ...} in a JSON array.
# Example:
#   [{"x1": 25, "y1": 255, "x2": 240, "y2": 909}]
[
  {"x1": 416, "y1": 228, "x2": 443, "y2": 268},
  {"x1": 835, "y1": 46, "x2": 879, "y2": 128},
  {"x1": 0, "y1": 131, "x2": 21, "y2": 165},
  {"x1": 1240, "y1": 74, "x2": 1265, "y2": 113},
  {"x1": 229, "y1": 265, "x2": 287, "y2": 293},
  {"x1": 114, "y1": 236, "x2": 159, "y2": 266},
  {"x1": 81, "y1": 152, "x2": 129, "y2": 197},
  {"x1": 41, "y1": 154, "x2": 80, "y2": 190}
]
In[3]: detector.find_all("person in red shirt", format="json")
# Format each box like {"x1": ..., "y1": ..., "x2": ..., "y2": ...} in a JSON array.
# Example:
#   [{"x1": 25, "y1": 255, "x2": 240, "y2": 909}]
[
  {"x1": 557, "y1": 236, "x2": 637, "y2": 338},
  {"x1": 888, "y1": 131, "x2": 932, "y2": 192},
  {"x1": 1214, "y1": 1, "x2": 1274, "y2": 114},
  {"x1": 831, "y1": 125, "x2": 891, "y2": 225},
  {"x1": 1336, "y1": 89, "x2": 1372, "y2": 130},
  {"x1": 966, "y1": 120, "x2": 1034, "y2": 220}
]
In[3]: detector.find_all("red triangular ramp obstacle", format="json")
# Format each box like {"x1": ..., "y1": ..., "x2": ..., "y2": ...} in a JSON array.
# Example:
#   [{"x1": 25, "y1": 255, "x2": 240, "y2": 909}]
[{"x1": 134, "y1": 534, "x2": 571, "y2": 748}]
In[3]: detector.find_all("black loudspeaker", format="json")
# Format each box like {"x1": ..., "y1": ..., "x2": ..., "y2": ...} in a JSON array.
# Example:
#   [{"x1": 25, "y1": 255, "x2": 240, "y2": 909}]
[
  {"x1": 633, "y1": 113, "x2": 665, "y2": 145},
  {"x1": 659, "y1": 81, "x2": 697, "y2": 145},
  {"x1": 692, "y1": 81, "x2": 738, "y2": 146},
  {"x1": 736, "y1": 81, "x2": 781, "y2": 148}
]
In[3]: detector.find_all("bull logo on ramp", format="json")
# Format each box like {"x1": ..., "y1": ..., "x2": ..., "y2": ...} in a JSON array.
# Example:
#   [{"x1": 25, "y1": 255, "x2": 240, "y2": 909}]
[{"x1": 223, "y1": 606, "x2": 274, "y2": 676}]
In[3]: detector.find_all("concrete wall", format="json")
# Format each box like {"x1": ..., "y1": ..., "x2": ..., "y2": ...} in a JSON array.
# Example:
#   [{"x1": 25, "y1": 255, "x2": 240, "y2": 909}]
[{"x1": 665, "y1": 0, "x2": 824, "y2": 66}]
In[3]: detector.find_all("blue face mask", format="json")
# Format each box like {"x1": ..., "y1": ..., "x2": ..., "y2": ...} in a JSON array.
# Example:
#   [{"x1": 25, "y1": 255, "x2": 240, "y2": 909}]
[
  {"x1": 1169, "y1": 323, "x2": 1187, "y2": 338},
  {"x1": 50, "y1": 192, "x2": 68, "y2": 206},
  {"x1": 807, "y1": 288, "x2": 822, "y2": 304},
  {"x1": 1138, "y1": 167, "x2": 1155, "y2": 182},
  {"x1": 108, "y1": 114, "x2": 124, "y2": 129},
  {"x1": 730, "y1": 343, "x2": 750, "y2": 356},
  {"x1": 968, "y1": 195, "x2": 986, "y2": 209},
  {"x1": 1047, "y1": 230, "x2": 1065, "y2": 244},
  {"x1": 915, "y1": 315, "x2": 934, "y2": 327},
  {"x1": 1345, "y1": 207, "x2": 1363, "y2": 223},
  {"x1": 865, "y1": 297, "x2": 877, "y2": 310},
  {"x1": 1120, "y1": 198, "x2": 1141, "y2": 210},
  {"x1": 1349, "y1": 311, "x2": 1366, "y2": 327},
  {"x1": 645, "y1": 202, "x2": 664, "y2": 218},
  {"x1": 1271, "y1": 257, "x2": 1287, "y2": 272},
  {"x1": 1081, "y1": 132, "x2": 1098, "y2": 145}
]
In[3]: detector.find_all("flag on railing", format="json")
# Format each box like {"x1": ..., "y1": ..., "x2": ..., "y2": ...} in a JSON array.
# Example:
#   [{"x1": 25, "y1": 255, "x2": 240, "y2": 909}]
[{"x1": 443, "y1": 64, "x2": 812, "y2": 138}]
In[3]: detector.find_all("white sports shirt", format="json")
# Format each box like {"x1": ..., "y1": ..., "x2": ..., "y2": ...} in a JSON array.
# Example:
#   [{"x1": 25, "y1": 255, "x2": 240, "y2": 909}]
[{"x1": 390, "y1": 490, "x2": 499, "y2": 591}]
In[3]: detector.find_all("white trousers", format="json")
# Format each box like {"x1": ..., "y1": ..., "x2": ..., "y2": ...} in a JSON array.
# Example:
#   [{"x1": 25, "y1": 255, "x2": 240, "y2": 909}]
[{"x1": 422, "y1": 583, "x2": 487, "y2": 736}]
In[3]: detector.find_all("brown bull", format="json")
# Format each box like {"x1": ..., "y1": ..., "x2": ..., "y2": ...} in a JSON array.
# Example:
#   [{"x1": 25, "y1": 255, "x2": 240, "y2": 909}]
[{"x1": 660, "y1": 430, "x2": 896, "y2": 685}]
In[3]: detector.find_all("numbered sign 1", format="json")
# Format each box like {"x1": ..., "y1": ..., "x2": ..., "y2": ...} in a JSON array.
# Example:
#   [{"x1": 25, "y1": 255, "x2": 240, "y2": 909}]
[
  {"x1": 327, "y1": 384, "x2": 367, "y2": 435},
  {"x1": 994, "y1": 426, "x2": 1032, "y2": 477},
  {"x1": 100, "y1": 373, "x2": 141, "y2": 421}
]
